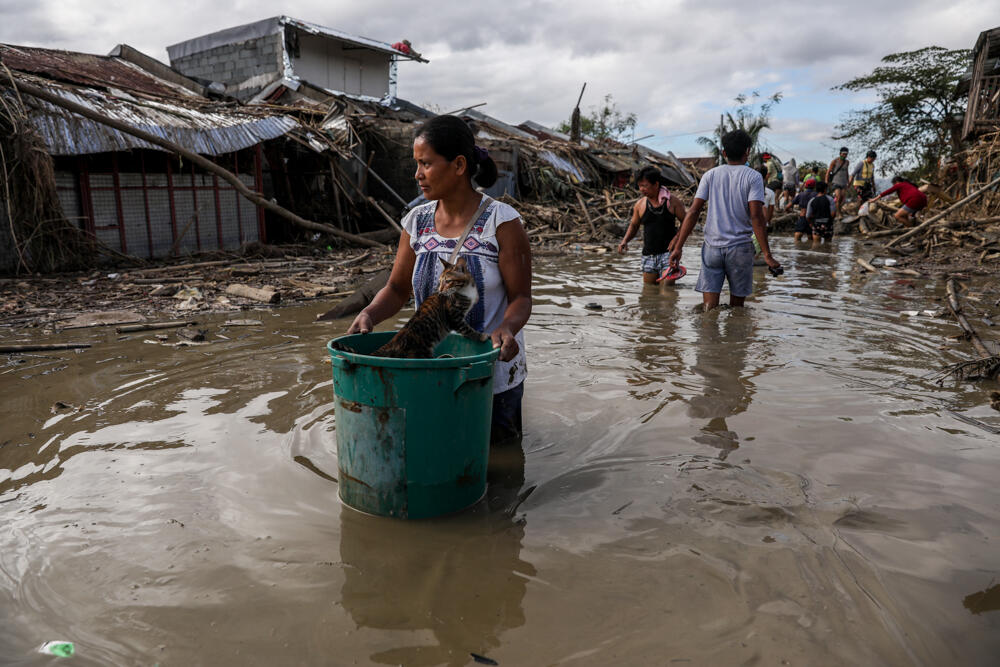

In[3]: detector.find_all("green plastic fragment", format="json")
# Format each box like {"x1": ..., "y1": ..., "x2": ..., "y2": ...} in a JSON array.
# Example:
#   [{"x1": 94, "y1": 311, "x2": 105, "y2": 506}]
[{"x1": 39, "y1": 641, "x2": 74, "y2": 658}]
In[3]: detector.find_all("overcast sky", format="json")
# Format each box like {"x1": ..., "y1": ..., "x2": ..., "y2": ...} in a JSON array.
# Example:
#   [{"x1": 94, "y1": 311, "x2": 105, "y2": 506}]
[{"x1": 1, "y1": 0, "x2": 993, "y2": 164}]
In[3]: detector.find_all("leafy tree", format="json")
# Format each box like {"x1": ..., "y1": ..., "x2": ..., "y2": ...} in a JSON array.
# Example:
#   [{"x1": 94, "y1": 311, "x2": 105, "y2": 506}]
[
  {"x1": 832, "y1": 46, "x2": 970, "y2": 177},
  {"x1": 798, "y1": 160, "x2": 826, "y2": 180},
  {"x1": 696, "y1": 91, "x2": 783, "y2": 163},
  {"x1": 557, "y1": 94, "x2": 637, "y2": 144}
]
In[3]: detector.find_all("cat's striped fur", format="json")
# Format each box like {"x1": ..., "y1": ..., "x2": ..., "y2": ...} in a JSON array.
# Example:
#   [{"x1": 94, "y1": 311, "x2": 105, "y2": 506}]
[{"x1": 334, "y1": 256, "x2": 487, "y2": 358}]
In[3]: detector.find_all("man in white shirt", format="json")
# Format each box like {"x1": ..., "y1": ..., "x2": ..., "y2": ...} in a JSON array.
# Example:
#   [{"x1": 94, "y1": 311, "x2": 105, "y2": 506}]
[
  {"x1": 758, "y1": 166, "x2": 776, "y2": 224},
  {"x1": 670, "y1": 130, "x2": 782, "y2": 310}
]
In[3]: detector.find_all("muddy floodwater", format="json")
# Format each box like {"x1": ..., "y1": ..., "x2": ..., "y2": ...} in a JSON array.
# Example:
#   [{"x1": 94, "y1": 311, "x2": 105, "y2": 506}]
[{"x1": 1, "y1": 237, "x2": 999, "y2": 666}]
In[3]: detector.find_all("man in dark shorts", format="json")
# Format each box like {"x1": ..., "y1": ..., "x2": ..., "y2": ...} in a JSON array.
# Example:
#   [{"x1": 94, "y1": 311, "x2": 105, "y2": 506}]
[
  {"x1": 806, "y1": 181, "x2": 836, "y2": 242},
  {"x1": 792, "y1": 178, "x2": 817, "y2": 242},
  {"x1": 826, "y1": 147, "x2": 850, "y2": 218}
]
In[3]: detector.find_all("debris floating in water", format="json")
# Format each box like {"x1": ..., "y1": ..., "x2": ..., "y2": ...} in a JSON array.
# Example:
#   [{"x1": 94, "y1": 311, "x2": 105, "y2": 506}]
[
  {"x1": 470, "y1": 652, "x2": 499, "y2": 665},
  {"x1": 585, "y1": 302, "x2": 603, "y2": 311},
  {"x1": 38, "y1": 641, "x2": 74, "y2": 658}
]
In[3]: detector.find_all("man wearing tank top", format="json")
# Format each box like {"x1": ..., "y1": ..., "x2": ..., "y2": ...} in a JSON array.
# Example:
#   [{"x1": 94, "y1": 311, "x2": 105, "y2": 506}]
[
  {"x1": 826, "y1": 147, "x2": 850, "y2": 218},
  {"x1": 618, "y1": 166, "x2": 687, "y2": 285},
  {"x1": 669, "y1": 130, "x2": 781, "y2": 310}
]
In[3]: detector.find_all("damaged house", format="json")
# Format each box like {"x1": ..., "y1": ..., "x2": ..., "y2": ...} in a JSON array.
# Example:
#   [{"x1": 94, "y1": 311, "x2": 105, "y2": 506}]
[
  {"x1": 1, "y1": 15, "x2": 698, "y2": 275},
  {"x1": 0, "y1": 42, "x2": 305, "y2": 272},
  {"x1": 0, "y1": 19, "x2": 428, "y2": 273}
]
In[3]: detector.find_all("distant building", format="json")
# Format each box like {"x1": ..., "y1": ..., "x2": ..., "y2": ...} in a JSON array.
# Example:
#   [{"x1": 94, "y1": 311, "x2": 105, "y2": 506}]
[{"x1": 166, "y1": 16, "x2": 426, "y2": 103}]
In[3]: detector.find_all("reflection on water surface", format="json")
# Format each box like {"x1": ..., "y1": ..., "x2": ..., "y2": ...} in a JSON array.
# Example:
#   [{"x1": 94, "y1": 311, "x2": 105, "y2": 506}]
[{"x1": 0, "y1": 238, "x2": 998, "y2": 665}]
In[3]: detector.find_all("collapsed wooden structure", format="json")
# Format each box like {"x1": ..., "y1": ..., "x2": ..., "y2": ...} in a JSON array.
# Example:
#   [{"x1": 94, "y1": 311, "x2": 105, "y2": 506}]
[{"x1": 961, "y1": 27, "x2": 1000, "y2": 142}]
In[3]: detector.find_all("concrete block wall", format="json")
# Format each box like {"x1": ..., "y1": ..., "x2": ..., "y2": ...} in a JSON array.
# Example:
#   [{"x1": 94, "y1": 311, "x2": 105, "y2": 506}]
[
  {"x1": 363, "y1": 122, "x2": 422, "y2": 207},
  {"x1": 170, "y1": 33, "x2": 283, "y2": 99}
]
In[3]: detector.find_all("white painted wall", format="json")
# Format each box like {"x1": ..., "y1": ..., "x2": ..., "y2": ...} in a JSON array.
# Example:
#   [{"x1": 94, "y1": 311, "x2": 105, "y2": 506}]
[{"x1": 294, "y1": 32, "x2": 391, "y2": 98}]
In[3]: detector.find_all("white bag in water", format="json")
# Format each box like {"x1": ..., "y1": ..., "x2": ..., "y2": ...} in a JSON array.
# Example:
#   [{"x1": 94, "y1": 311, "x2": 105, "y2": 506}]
[{"x1": 858, "y1": 202, "x2": 870, "y2": 216}]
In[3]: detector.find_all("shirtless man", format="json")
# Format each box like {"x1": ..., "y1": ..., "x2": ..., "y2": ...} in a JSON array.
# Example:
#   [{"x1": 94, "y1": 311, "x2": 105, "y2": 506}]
[{"x1": 618, "y1": 166, "x2": 687, "y2": 284}]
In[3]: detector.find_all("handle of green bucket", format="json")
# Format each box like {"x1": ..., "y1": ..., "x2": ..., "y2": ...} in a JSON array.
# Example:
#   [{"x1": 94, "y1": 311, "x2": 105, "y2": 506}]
[{"x1": 453, "y1": 360, "x2": 494, "y2": 392}]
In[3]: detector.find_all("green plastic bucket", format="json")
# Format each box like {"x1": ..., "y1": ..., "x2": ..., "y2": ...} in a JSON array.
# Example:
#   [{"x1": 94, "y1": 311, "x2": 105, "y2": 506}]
[{"x1": 327, "y1": 332, "x2": 500, "y2": 519}]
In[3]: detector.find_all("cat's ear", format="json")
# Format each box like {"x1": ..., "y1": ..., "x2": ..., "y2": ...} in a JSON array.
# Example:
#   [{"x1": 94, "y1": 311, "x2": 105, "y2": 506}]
[
  {"x1": 454, "y1": 255, "x2": 467, "y2": 269},
  {"x1": 439, "y1": 256, "x2": 453, "y2": 270}
]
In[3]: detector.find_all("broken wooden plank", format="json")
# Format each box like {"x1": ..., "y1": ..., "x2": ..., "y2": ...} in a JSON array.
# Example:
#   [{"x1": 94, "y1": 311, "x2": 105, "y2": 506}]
[
  {"x1": 316, "y1": 268, "x2": 391, "y2": 321},
  {"x1": 131, "y1": 277, "x2": 184, "y2": 285},
  {"x1": 287, "y1": 278, "x2": 353, "y2": 295},
  {"x1": 946, "y1": 278, "x2": 991, "y2": 358},
  {"x1": 225, "y1": 284, "x2": 281, "y2": 304},
  {"x1": 576, "y1": 191, "x2": 597, "y2": 235},
  {"x1": 61, "y1": 310, "x2": 145, "y2": 330},
  {"x1": 856, "y1": 258, "x2": 878, "y2": 273},
  {"x1": 116, "y1": 320, "x2": 197, "y2": 333}
]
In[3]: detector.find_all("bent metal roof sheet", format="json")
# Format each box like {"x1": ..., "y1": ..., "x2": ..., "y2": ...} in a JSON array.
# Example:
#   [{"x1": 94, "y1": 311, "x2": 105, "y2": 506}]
[
  {"x1": 15, "y1": 76, "x2": 299, "y2": 156},
  {"x1": 1, "y1": 43, "x2": 300, "y2": 156}
]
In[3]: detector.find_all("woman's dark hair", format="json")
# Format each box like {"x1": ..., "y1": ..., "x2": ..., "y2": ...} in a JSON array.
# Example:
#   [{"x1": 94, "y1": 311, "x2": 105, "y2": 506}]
[
  {"x1": 815, "y1": 180, "x2": 828, "y2": 193},
  {"x1": 414, "y1": 115, "x2": 498, "y2": 188},
  {"x1": 721, "y1": 129, "x2": 753, "y2": 160},
  {"x1": 866, "y1": 150, "x2": 877, "y2": 159},
  {"x1": 635, "y1": 165, "x2": 665, "y2": 187},
  {"x1": 891, "y1": 175, "x2": 912, "y2": 185}
]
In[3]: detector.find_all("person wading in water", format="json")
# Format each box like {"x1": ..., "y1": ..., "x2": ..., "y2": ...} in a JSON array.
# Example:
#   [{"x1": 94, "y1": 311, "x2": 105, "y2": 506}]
[
  {"x1": 618, "y1": 166, "x2": 687, "y2": 284},
  {"x1": 827, "y1": 147, "x2": 850, "y2": 218}
]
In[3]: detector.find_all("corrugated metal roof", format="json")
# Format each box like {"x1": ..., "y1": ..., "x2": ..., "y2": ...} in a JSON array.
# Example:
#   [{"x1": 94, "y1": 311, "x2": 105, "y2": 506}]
[
  {"x1": 0, "y1": 44, "x2": 195, "y2": 98},
  {"x1": 458, "y1": 109, "x2": 537, "y2": 142},
  {"x1": 634, "y1": 145, "x2": 696, "y2": 186},
  {"x1": 588, "y1": 151, "x2": 638, "y2": 173},
  {"x1": 538, "y1": 150, "x2": 586, "y2": 181},
  {"x1": 519, "y1": 120, "x2": 572, "y2": 142},
  {"x1": 16, "y1": 77, "x2": 299, "y2": 156}
]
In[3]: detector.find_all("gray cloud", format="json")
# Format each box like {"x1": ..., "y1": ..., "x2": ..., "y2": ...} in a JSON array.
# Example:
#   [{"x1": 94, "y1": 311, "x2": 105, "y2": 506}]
[{"x1": 0, "y1": 0, "x2": 992, "y2": 161}]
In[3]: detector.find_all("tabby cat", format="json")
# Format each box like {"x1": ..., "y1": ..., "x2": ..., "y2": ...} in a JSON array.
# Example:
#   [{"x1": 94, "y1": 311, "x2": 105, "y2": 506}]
[{"x1": 332, "y1": 256, "x2": 488, "y2": 358}]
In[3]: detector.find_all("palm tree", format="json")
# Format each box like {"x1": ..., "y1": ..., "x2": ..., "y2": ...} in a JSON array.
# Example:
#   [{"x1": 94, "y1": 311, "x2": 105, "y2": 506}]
[{"x1": 697, "y1": 91, "x2": 783, "y2": 164}]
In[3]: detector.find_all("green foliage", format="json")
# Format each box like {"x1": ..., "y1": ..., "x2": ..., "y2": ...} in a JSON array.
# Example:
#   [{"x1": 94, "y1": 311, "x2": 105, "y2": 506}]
[
  {"x1": 696, "y1": 91, "x2": 783, "y2": 163},
  {"x1": 557, "y1": 94, "x2": 638, "y2": 144},
  {"x1": 799, "y1": 160, "x2": 825, "y2": 179},
  {"x1": 832, "y1": 46, "x2": 970, "y2": 177}
]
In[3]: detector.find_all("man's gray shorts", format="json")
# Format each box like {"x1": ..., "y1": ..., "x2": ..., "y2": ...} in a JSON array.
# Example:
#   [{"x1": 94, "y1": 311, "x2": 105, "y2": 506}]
[{"x1": 695, "y1": 242, "x2": 754, "y2": 297}]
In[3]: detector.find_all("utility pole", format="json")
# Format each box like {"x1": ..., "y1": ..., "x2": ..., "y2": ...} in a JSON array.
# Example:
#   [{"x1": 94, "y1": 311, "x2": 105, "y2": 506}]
[
  {"x1": 570, "y1": 82, "x2": 587, "y2": 144},
  {"x1": 717, "y1": 113, "x2": 724, "y2": 165}
]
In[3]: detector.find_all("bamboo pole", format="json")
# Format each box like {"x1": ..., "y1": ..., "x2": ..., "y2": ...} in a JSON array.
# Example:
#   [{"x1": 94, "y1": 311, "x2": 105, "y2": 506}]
[
  {"x1": 945, "y1": 278, "x2": 991, "y2": 358},
  {"x1": 335, "y1": 158, "x2": 403, "y2": 233},
  {"x1": 575, "y1": 192, "x2": 596, "y2": 235},
  {"x1": 116, "y1": 320, "x2": 197, "y2": 333},
  {"x1": 2, "y1": 74, "x2": 384, "y2": 249},
  {"x1": 0, "y1": 342, "x2": 92, "y2": 353},
  {"x1": 349, "y1": 152, "x2": 410, "y2": 209},
  {"x1": 886, "y1": 173, "x2": 1000, "y2": 247}
]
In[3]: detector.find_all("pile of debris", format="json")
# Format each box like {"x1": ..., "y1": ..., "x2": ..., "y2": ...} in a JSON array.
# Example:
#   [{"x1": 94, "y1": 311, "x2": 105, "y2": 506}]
[{"x1": 0, "y1": 246, "x2": 394, "y2": 331}]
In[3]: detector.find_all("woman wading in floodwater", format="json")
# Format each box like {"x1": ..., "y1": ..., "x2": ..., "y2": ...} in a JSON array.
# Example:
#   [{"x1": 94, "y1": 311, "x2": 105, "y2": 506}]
[
  {"x1": 345, "y1": 115, "x2": 532, "y2": 443},
  {"x1": 618, "y1": 166, "x2": 687, "y2": 284}
]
